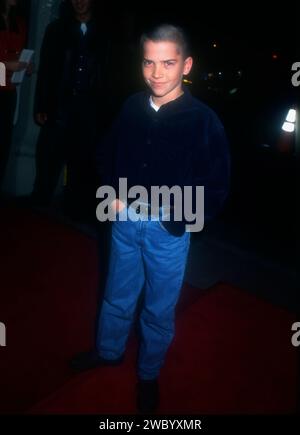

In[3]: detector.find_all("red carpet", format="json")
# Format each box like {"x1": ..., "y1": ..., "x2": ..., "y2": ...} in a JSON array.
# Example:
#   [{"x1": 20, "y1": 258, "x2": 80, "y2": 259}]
[
  {"x1": 0, "y1": 207, "x2": 298, "y2": 414},
  {"x1": 0, "y1": 207, "x2": 98, "y2": 413}
]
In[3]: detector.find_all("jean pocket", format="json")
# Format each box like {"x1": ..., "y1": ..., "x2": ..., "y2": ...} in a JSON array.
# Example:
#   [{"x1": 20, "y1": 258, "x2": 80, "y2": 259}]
[{"x1": 158, "y1": 220, "x2": 169, "y2": 232}]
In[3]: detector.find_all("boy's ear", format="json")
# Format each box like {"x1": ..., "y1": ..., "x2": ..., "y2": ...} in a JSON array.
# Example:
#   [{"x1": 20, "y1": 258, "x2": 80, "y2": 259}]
[{"x1": 183, "y1": 57, "x2": 193, "y2": 75}]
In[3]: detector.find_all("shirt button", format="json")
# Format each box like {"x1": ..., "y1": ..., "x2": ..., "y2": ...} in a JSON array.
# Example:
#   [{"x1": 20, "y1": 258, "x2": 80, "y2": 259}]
[
  {"x1": 146, "y1": 138, "x2": 152, "y2": 145},
  {"x1": 142, "y1": 163, "x2": 148, "y2": 168}
]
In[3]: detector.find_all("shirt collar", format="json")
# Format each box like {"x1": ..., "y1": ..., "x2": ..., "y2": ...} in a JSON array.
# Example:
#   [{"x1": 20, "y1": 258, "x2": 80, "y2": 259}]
[
  {"x1": 144, "y1": 86, "x2": 193, "y2": 116},
  {"x1": 80, "y1": 22, "x2": 88, "y2": 35}
]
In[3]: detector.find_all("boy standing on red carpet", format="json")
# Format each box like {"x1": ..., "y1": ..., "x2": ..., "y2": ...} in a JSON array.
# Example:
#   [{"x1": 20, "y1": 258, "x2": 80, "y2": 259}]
[{"x1": 72, "y1": 23, "x2": 230, "y2": 413}]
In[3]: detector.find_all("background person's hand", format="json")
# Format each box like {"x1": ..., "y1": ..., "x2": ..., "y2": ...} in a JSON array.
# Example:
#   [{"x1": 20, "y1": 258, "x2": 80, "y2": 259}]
[
  {"x1": 5, "y1": 61, "x2": 27, "y2": 72},
  {"x1": 35, "y1": 113, "x2": 48, "y2": 126}
]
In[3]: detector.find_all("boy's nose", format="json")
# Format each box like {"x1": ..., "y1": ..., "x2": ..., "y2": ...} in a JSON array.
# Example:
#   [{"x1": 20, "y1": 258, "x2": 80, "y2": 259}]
[{"x1": 152, "y1": 65, "x2": 163, "y2": 78}]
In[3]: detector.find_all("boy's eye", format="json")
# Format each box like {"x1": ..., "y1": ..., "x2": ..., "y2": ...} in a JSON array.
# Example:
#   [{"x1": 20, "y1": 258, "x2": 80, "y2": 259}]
[
  {"x1": 143, "y1": 60, "x2": 152, "y2": 66},
  {"x1": 165, "y1": 61, "x2": 175, "y2": 66}
]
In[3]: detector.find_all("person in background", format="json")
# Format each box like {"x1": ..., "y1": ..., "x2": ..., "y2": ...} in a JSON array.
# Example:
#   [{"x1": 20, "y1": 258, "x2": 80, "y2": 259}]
[
  {"x1": 0, "y1": 0, "x2": 31, "y2": 193},
  {"x1": 31, "y1": 0, "x2": 110, "y2": 219}
]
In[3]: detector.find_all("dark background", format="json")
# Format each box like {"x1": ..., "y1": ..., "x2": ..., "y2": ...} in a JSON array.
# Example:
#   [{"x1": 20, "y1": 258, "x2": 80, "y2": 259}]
[{"x1": 6, "y1": 1, "x2": 299, "y2": 283}]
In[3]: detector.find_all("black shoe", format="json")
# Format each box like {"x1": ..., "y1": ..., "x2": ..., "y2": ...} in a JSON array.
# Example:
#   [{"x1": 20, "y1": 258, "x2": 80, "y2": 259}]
[
  {"x1": 70, "y1": 350, "x2": 124, "y2": 372},
  {"x1": 136, "y1": 378, "x2": 159, "y2": 413}
]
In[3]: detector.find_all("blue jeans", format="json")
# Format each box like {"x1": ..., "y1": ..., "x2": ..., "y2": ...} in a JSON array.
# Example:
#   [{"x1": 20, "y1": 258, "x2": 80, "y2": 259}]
[{"x1": 96, "y1": 204, "x2": 190, "y2": 379}]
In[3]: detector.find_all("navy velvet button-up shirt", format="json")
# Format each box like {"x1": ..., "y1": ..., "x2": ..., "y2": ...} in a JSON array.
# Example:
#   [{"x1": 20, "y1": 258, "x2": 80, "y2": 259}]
[{"x1": 98, "y1": 88, "x2": 230, "y2": 235}]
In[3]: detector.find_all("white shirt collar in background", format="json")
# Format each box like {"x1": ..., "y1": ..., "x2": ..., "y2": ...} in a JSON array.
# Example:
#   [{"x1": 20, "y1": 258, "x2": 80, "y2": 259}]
[{"x1": 80, "y1": 23, "x2": 87, "y2": 35}]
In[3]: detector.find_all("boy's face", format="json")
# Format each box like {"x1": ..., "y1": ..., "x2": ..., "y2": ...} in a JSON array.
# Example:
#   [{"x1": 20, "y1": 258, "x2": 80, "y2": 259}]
[{"x1": 142, "y1": 40, "x2": 193, "y2": 106}]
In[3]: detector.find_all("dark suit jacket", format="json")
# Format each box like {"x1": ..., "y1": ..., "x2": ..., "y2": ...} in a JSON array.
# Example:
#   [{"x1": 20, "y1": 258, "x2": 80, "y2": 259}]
[{"x1": 34, "y1": 17, "x2": 110, "y2": 123}]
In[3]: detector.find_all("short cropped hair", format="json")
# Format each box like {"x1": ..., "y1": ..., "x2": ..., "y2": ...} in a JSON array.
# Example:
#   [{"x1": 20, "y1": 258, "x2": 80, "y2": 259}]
[{"x1": 140, "y1": 24, "x2": 191, "y2": 59}]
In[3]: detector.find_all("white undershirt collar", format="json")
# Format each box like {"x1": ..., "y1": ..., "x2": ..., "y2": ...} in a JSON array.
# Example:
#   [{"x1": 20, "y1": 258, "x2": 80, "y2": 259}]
[{"x1": 149, "y1": 96, "x2": 160, "y2": 112}]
